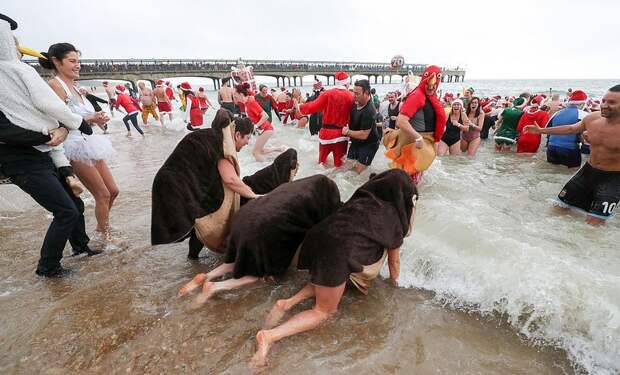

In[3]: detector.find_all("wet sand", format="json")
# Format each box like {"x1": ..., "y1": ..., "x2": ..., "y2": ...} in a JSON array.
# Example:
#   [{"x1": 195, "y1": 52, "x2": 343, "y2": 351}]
[{"x1": 0, "y1": 118, "x2": 574, "y2": 374}]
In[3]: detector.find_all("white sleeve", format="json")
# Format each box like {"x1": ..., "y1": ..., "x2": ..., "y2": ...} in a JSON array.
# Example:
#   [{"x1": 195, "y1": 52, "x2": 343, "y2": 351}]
[
  {"x1": 20, "y1": 66, "x2": 83, "y2": 130},
  {"x1": 47, "y1": 146, "x2": 71, "y2": 168}
]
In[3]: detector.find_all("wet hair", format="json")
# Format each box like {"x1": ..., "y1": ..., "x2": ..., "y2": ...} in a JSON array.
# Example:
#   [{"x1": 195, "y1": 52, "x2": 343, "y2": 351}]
[
  {"x1": 466, "y1": 96, "x2": 481, "y2": 117},
  {"x1": 233, "y1": 117, "x2": 253, "y2": 136},
  {"x1": 211, "y1": 108, "x2": 234, "y2": 131},
  {"x1": 370, "y1": 88, "x2": 376, "y2": 95},
  {"x1": 609, "y1": 84, "x2": 620, "y2": 92},
  {"x1": 38, "y1": 43, "x2": 79, "y2": 70},
  {"x1": 235, "y1": 82, "x2": 252, "y2": 96},
  {"x1": 354, "y1": 79, "x2": 371, "y2": 94}
]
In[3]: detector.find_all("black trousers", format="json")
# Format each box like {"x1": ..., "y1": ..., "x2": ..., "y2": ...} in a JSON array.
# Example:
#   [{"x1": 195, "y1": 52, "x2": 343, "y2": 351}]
[
  {"x1": 122, "y1": 112, "x2": 144, "y2": 135},
  {"x1": 8, "y1": 166, "x2": 90, "y2": 273}
]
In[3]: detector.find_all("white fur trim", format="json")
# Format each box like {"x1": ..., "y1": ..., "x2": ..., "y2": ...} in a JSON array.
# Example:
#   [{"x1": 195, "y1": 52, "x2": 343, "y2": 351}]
[{"x1": 318, "y1": 136, "x2": 349, "y2": 145}]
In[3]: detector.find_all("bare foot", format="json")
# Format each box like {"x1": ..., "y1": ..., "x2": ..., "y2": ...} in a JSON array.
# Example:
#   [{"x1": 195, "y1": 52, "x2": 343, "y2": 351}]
[
  {"x1": 250, "y1": 330, "x2": 271, "y2": 370},
  {"x1": 191, "y1": 281, "x2": 215, "y2": 308},
  {"x1": 178, "y1": 273, "x2": 207, "y2": 297},
  {"x1": 264, "y1": 300, "x2": 287, "y2": 329}
]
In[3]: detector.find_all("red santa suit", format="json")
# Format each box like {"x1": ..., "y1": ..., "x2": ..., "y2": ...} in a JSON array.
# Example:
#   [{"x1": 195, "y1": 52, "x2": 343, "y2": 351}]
[
  {"x1": 181, "y1": 82, "x2": 203, "y2": 127},
  {"x1": 165, "y1": 83, "x2": 176, "y2": 101},
  {"x1": 246, "y1": 95, "x2": 274, "y2": 134},
  {"x1": 114, "y1": 91, "x2": 140, "y2": 114},
  {"x1": 299, "y1": 71, "x2": 354, "y2": 167},
  {"x1": 516, "y1": 97, "x2": 549, "y2": 153}
]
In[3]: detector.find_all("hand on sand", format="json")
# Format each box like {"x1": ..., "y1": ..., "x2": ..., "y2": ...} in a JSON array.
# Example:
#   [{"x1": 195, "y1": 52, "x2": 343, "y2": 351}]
[
  {"x1": 47, "y1": 127, "x2": 68, "y2": 146},
  {"x1": 523, "y1": 125, "x2": 541, "y2": 134},
  {"x1": 178, "y1": 273, "x2": 207, "y2": 297}
]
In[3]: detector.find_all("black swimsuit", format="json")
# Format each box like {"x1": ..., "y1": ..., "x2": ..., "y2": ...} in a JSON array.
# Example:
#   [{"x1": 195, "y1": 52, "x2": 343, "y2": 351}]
[{"x1": 441, "y1": 112, "x2": 464, "y2": 147}]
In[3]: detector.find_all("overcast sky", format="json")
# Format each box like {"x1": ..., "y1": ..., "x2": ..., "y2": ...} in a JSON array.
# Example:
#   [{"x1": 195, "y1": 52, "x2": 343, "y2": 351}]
[{"x1": 4, "y1": 0, "x2": 619, "y2": 79}]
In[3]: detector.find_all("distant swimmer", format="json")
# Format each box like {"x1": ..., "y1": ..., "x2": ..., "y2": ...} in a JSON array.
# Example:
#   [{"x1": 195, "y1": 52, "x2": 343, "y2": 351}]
[
  {"x1": 524, "y1": 85, "x2": 620, "y2": 225},
  {"x1": 218, "y1": 77, "x2": 237, "y2": 114},
  {"x1": 153, "y1": 80, "x2": 171, "y2": 126},
  {"x1": 138, "y1": 81, "x2": 159, "y2": 126}
]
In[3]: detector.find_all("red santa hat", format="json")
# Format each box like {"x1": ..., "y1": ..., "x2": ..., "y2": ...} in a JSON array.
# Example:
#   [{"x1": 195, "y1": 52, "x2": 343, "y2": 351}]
[
  {"x1": 334, "y1": 71, "x2": 350, "y2": 86},
  {"x1": 180, "y1": 82, "x2": 192, "y2": 91},
  {"x1": 313, "y1": 81, "x2": 323, "y2": 90},
  {"x1": 568, "y1": 90, "x2": 588, "y2": 105},
  {"x1": 531, "y1": 95, "x2": 544, "y2": 106},
  {"x1": 155, "y1": 79, "x2": 164, "y2": 86},
  {"x1": 165, "y1": 81, "x2": 171, "y2": 86},
  {"x1": 102, "y1": 81, "x2": 109, "y2": 86},
  {"x1": 115, "y1": 84, "x2": 125, "y2": 94},
  {"x1": 443, "y1": 92, "x2": 454, "y2": 100}
]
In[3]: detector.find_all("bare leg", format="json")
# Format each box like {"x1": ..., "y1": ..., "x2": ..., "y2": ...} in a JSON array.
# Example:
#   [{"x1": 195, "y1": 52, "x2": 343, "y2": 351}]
[
  {"x1": 353, "y1": 163, "x2": 367, "y2": 174},
  {"x1": 460, "y1": 139, "x2": 469, "y2": 153},
  {"x1": 251, "y1": 283, "x2": 345, "y2": 369},
  {"x1": 178, "y1": 263, "x2": 235, "y2": 296},
  {"x1": 295, "y1": 117, "x2": 308, "y2": 128},
  {"x1": 264, "y1": 283, "x2": 316, "y2": 329},
  {"x1": 437, "y1": 141, "x2": 448, "y2": 156},
  {"x1": 585, "y1": 215, "x2": 606, "y2": 226},
  {"x1": 253, "y1": 131, "x2": 273, "y2": 162},
  {"x1": 449, "y1": 142, "x2": 461, "y2": 155},
  {"x1": 94, "y1": 160, "x2": 119, "y2": 215},
  {"x1": 71, "y1": 160, "x2": 111, "y2": 233},
  {"x1": 193, "y1": 276, "x2": 259, "y2": 307},
  {"x1": 467, "y1": 138, "x2": 481, "y2": 156}
]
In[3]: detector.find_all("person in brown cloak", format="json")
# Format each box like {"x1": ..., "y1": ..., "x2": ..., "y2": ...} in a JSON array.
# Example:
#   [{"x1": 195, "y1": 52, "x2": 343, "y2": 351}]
[
  {"x1": 250, "y1": 169, "x2": 418, "y2": 369},
  {"x1": 151, "y1": 109, "x2": 255, "y2": 257},
  {"x1": 178, "y1": 174, "x2": 342, "y2": 306}
]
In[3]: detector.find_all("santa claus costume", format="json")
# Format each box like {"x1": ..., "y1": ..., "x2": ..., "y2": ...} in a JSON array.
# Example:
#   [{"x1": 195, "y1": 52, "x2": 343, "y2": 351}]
[
  {"x1": 181, "y1": 82, "x2": 203, "y2": 129},
  {"x1": 298, "y1": 71, "x2": 354, "y2": 167},
  {"x1": 155, "y1": 80, "x2": 172, "y2": 114},
  {"x1": 114, "y1": 85, "x2": 144, "y2": 136},
  {"x1": 383, "y1": 66, "x2": 446, "y2": 183},
  {"x1": 516, "y1": 95, "x2": 550, "y2": 153}
]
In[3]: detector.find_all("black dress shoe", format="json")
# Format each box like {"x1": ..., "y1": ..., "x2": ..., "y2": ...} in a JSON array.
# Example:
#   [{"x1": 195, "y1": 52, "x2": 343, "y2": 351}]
[
  {"x1": 72, "y1": 247, "x2": 104, "y2": 257},
  {"x1": 35, "y1": 266, "x2": 72, "y2": 278}
]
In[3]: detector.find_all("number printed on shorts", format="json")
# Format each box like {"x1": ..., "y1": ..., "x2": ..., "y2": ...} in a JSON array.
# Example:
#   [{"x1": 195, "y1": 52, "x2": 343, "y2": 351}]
[{"x1": 601, "y1": 202, "x2": 617, "y2": 214}]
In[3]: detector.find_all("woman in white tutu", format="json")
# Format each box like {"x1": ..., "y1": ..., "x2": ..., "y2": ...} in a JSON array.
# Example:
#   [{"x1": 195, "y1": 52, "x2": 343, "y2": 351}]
[{"x1": 40, "y1": 43, "x2": 119, "y2": 246}]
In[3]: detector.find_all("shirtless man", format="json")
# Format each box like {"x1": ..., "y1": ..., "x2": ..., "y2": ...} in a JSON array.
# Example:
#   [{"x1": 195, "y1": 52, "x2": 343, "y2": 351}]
[
  {"x1": 102, "y1": 81, "x2": 116, "y2": 117},
  {"x1": 153, "y1": 80, "x2": 171, "y2": 125},
  {"x1": 197, "y1": 87, "x2": 214, "y2": 114},
  {"x1": 218, "y1": 77, "x2": 237, "y2": 113},
  {"x1": 138, "y1": 82, "x2": 159, "y2": 126},
  {"x1": 525, "y1": 85, "x2": 620, "y2": 225}
]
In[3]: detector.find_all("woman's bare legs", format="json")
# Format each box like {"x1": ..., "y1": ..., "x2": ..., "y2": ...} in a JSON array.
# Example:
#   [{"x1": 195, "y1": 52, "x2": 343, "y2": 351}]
[
  {"x1": 437, "y1": 141, "x2": 449, "y2": 156},
  {"x1": 264, "y1": 283, "x2": 316, "y2": 329},
  {"x1": 448, "y1": 142, "x2": 461, "y2": 155},
  {"x1": 467, "y1": 138, "x2": 481, "y2": 156},
  {"x1": 178, "y1": 262, "x2": 235, "y2": 296},
  {"x1": 94, "y1": 160, "x2": 119, "y2": 220},
  {"x1": 71, "y1": 160, "x2": 112, "y2": 233},
  {"x1": 251, "y1": 282, "x2": 346, "y2": 369},
  {"x1": 193, "y1": 276, "x2": 259, "y2": 307}
]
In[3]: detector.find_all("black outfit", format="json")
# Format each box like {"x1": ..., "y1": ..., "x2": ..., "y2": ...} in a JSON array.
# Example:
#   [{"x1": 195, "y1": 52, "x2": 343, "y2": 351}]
[
  {"x1": 441, "y1": 112, "x2": 465, "y2": 147},
  {"x1": 298, "y1": 169, "x2": 415, "y2": 287},
  {"x1": 225, "y1": 175, "x2": 341, "y2": 278},
  {"x1": 558, "y1": 162, "x2": 620, "y2": 220},
  {"x1": 122, "y1": 112, "x2": 143, "y2": 135},
  {"x1": 85, "y1": 94, "x2": 109, "y2": 112},
  {"x1": 480, "y1": 114, "x2": 496, "y2": 139},
  {"x1": 0, "y1": 112, "x2": 92, "y2": 276},
  {"x1": 387, "y1": 102, "x2": 399, "y2": 129},
  {"x1": 347, "y1": 100, "x2": 379, "y2": 166},
  {"x1": 547, "y1": 146, "x2": 582, "y2": 169},
  {"x1": 307, "y1": 90, "x2": 324, "y2": 136},
  {"x1": 241, "y1": 148, "x2": 297, "y2": 205}
]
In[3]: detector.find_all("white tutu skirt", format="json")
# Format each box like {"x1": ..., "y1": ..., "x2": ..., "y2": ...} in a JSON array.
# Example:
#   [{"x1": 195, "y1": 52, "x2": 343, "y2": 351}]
[{"x1": 63, "y1": 133, "x2": 116, "y2": 166}]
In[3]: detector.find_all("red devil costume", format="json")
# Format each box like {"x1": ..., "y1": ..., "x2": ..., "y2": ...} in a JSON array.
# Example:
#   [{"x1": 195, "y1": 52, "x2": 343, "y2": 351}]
[
  {"x1": 299, "y1": 71, "x2": 354, "y2": 167},
  {"x1": 383, "y1": 65, "x2": 446, "y2": 182}
]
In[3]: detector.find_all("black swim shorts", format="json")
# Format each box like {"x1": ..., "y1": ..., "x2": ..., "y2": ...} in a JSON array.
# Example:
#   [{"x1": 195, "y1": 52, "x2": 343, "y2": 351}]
[
  {"x1": 557, "y1": 162, "x2": 620, "y2": 220},
  {"x1": 347, "y1": 141, "x2": 380, "y2": 166},
  {"x1": 547, "y1": 145, "x2": 582, "y2": 169}
]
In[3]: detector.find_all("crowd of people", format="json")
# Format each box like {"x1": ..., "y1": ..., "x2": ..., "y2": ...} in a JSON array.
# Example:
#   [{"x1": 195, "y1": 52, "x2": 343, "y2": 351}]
[{"x1": 1, "y1": 12, "x2": 619, "y2": 371}]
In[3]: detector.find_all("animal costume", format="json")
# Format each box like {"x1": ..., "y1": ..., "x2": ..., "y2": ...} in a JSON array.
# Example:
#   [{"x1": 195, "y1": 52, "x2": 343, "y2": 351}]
[{"x1": 383, "y1": 66, "x2": 446, "y2": 182}]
